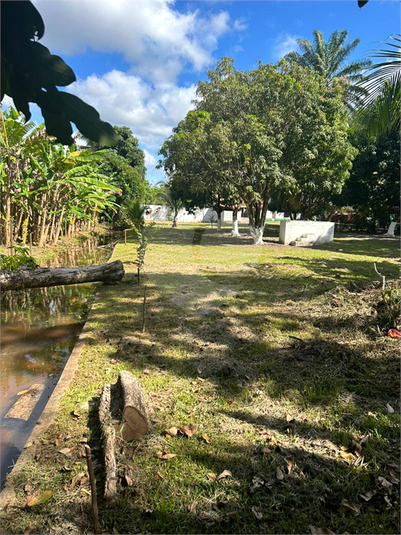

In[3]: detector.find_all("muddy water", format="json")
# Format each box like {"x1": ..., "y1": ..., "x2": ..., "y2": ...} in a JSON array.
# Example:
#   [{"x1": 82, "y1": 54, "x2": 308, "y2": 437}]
[{"x1": 0, "y1": 236, "x2": 116, "y2": 488}]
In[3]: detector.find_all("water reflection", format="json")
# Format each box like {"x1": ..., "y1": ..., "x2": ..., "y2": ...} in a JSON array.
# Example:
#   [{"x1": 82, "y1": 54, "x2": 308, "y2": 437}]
[{"x1": 0, "y1": 235, "x2": 116, "y2": 488}]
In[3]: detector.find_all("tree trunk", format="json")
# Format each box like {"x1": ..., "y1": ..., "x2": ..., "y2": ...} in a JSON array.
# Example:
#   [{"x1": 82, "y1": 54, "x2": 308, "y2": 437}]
[
  {"x1": 231, "y1": 209, "x2": 240, "y2": 237},
  {"x1": 249, "y1": 225, "x2": 265, "y2": 245},
  {"x1": 52, "y1": 206, "x2": 65, "y2": 246},
  {"x1": 0, "y1": 260, "x2": 125, "y2": 291},
  {"x1": 172, "y1": 210, "x2": 178, "y2": 228},
  {"x1": 216, "y1": 212, "x2": 222, "y2": 231}
]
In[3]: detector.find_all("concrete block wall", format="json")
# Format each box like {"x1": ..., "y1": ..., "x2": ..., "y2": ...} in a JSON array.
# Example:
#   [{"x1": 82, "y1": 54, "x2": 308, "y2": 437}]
[{"x1": 279, "y1": 221, "x2": 335, "y2": 246}]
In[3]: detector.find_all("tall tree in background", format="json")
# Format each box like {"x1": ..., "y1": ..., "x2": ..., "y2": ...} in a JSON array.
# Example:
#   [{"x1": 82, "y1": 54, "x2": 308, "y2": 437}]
[
  {"x1": 337, "y1": 128, "x2": 399, "y2": 231},
  {"x1": 154, "y1": 182, "x2": 184, "y2": 228},
  {"x1": 87, "y1": 126, "x2": 149, "y2": 221},
  {"x1": 284, "y1": 29, "x2": 370, "y2": 109}
]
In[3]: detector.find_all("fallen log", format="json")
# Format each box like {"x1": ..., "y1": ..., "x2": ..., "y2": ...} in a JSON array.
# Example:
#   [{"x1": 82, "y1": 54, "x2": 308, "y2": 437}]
[
  {"x1": 117, "y1": 371, "x2": 149, "y2": 442},
  {"x1": 99, "y1": 383, "x2": 117, "y2": 501},
  {"x1": 0, "y1": 260, "x2": 124, "y2": 291}
]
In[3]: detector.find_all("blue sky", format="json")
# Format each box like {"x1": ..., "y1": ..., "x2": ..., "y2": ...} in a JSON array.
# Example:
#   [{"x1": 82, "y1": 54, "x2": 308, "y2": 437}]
[{"x1": 5, "y1": 1, "x2": 399, "y2": 184}]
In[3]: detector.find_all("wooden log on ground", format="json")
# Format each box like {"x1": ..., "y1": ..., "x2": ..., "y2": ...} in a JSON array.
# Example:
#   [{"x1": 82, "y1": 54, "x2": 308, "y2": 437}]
[
  {"x1": 98, "y1": 383, "x2": 117, "y2": 501},
  {"x1": 0, "y1": 260, "x2": 125, "y2": 291},
  {"x1": 5, "y1": 384, "x2": 45, "y2": 420},
  {"x1": 117, "y1": 371, "x2": 148, "y2": 442}
]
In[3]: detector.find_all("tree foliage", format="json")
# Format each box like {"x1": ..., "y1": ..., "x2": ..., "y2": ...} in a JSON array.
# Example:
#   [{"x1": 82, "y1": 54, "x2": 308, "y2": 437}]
[
  {"x1": 337, "y1": 128, "x2": 400, "y2": 230},
  {"x1": 159, "y1": 58, "x2": 356, "y2": 242},
  {"x1": 1, "y1": 0, "x2": 117, "y2": 146},
  {"x1": 284, "y1": 29, "x2": 370, "y2": 110},
  {"x1": 357, "y1": 34, "x2": 401, "y2": 138},
  {"x1": 0, "y1": 108, "x2": 120, "y2": 248},
  {"x1": 87, "y1": 126, "x2": 149, "y2": 219}
]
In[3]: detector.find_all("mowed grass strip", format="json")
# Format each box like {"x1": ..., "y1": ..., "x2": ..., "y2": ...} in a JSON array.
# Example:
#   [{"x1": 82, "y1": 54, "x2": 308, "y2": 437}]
[{"x1": 1, "y1": 223, "x2": 399, "y2": 535}]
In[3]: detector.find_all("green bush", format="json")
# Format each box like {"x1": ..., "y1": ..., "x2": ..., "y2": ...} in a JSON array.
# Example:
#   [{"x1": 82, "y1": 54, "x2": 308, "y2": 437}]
[
  {"x1": 376, "y1": 286, "x2": 401, "y2": 329},
  {"x1": 0, "y1": 246, "x2": 38, "y2": 271}
]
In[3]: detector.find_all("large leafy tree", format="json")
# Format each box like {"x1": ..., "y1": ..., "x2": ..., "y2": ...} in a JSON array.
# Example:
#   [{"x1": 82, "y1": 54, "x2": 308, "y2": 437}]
[
  {"x1": 160, "y1": 58, "x2": 356, "y2": 243},
  {"x1": 337, "y1": 128, "x2": 399, "y2": 231},
  {"x1": 266, "y1": 62, "x2": 357, "y2": 219},
  {"x1": 87, "y1": 126, "x2": 149, "y2": 219},
  {"x1": 284, "y1": 29, "x2": 370, "y2": 109},
  {"x1": 1, "y1": 0, "x2": 117, "y2": 146}
]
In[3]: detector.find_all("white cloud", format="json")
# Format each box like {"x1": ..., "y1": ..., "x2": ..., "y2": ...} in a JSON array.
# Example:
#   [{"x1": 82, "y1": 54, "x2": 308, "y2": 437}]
[
  {"x1": 143, "y1": 149, "x2": 157, "y2": 168},
  {"x1": 34, "y1": 0, "x2": 234, "y2": 84},
  {"x1": 233, "y1": 18, "x2": 248, "y2": 32},
  {"x1": 30, "y1": 0, "x2": 244, "y2": 184},
  {"x1": 68, "y1": 70, "x2": 197, "y2": 149},
  {"x1": 271, "y1": 33, "x2": 300, "y2": 61}
]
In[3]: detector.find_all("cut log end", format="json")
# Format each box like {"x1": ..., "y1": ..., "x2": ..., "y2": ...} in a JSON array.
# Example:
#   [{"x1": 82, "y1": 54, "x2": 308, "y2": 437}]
[
  {"x1": 117, "y1": 371, "x2": 149, "y2": 441},
  {"x1": 122, "y1": 406, "x2": 148, "y2": 441}
]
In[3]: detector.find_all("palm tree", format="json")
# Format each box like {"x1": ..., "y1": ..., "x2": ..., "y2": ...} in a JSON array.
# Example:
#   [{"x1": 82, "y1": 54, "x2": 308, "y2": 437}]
[
  {"x1": 284, "y1": 29, "x2": 370, "y2": 110},
  {"x1": 357, "y1": 34, "x2": 401, "y2": 137}
]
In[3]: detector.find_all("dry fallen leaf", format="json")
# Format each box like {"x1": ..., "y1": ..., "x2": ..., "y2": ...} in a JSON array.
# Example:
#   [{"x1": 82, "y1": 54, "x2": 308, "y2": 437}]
[
  {"x1": 202, "y1": 433, "x2": 212, "y2": 444},
  {"x1": 58, "y1": 447, "x2": 74, "y2": 456},
  {"x1": 251, "y1": 476, "x2": 265, "y2": 491},
  {"x1": 286, "y1": 459, "x2": 293, "y2": 475},
  {"x1": 310, "y1": 527, "x2": 335, "y2": 535},
  {"x1": 217, "y1": 470, "x2": 232, "y2": 480},
  {"x1": 206, "y1": 472, "x2": 217, "y2": 482},
  {"x1": 179, "y1": 424, "x2": 199, "y2": 437},
  {"x1": 388, "y1": 471, "x2": 400, "y2": 484},
  {"x1": 166, "y1": 427, "x2": 178, "y2": 437},
  {"x1": 121, "y1": 475, "x2": 133, "y2": 487},
  {"x1": 17, "y1": 389, "x2": 30, "y2": 396},
  {"x1": 386, "y1": 404, "x2": 395, "y2": 413},
  {"x1": 156, "y1": 470, "x2": 164, "y2": 479},
  {"x1": 359, "y1": 491, "x2": 376, "y2": 501},
  {"x1": 188, "y1": 501, "x2": 198, "y2": 513},
  {"x1": 24, "y1": 525, "x2": 34, "y2": 535},
  {"x1": 261, "y1": 447, "x2": 271, "y2": 454},
  {"x1": 340, "y1": 452, "x2": 356, "y2": 462},
  {"x1": 275, "y1": 467, "x2": 284, "y2": 481},
  {"x1": 251, "y1": 506, "x2": 263, "y2": 520},
  {"x1": 286, "y1": 414, "x2": 295, "y2": 423},
  {"x1": 384, "y1": 495, "x2": 392, "y2": 508},
  {"x1": 340, "y1": 499, "x2": 360, "y2": 516},
  {"x1": 378, "y1": 477, "x2": 392, "y2": 495},
  {"x1": 70, "y1": 472, "x2": 86, "y2": 489},
  {"x1": 156, "y1": 451, "x2": 177, "y2": 460},
  {"x1": 24, "y1": 491, "x2": 53, "y2": 508},
  {"x1": 24, "y1": 481, "x2": 32, "y2": 493}
]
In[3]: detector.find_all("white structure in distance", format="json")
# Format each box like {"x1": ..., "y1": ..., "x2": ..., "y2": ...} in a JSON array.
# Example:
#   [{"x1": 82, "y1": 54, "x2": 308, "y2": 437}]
[{"x1": 144, "y1": 205, "x2": 286, "y2": 224}]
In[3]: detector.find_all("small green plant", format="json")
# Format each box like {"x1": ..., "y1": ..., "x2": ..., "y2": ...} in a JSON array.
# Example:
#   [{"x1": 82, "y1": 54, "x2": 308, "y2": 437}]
[
  {"x1": 0, "y1": 245, "x2": 38, "y2": 271},
  {"x1": 376, "y1": 286, "x2": 401, "y2": 329}
]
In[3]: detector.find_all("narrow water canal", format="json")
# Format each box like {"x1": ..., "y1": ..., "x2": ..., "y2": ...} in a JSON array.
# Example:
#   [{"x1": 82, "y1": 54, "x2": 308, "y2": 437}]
[{"x1": 0, "y1": 235, "x2": 117, "y2": 488}]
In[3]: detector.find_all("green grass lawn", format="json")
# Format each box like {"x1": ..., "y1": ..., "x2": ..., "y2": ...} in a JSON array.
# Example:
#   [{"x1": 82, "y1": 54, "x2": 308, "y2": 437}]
[{"x1": 1, "y1": 222, "x2": 399, "y2": 535}]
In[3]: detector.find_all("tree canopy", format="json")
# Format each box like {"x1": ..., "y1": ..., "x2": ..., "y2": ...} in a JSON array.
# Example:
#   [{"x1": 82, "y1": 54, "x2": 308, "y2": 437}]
[
  {"x1": 284, "y1": 29, "x2": 370, "y2": 110},
  {"x1": 159, "y1": 58, "x2": 356, "y2": 243}
]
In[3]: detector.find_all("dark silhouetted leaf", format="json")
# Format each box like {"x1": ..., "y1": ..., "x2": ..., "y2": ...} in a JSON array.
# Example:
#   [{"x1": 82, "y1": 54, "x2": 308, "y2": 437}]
[
  {"x1": 61, "y1": 93, "x2": 117, "y2": 146},
  {"x1": 25, "y1": 42, "x2": 76, "y2": 87}
]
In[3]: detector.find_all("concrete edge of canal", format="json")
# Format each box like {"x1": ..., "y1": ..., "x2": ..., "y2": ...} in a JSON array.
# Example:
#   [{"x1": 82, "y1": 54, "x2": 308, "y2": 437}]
[{"x1": 0, "y1": 243, "x2": 119, "y2": 508}]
